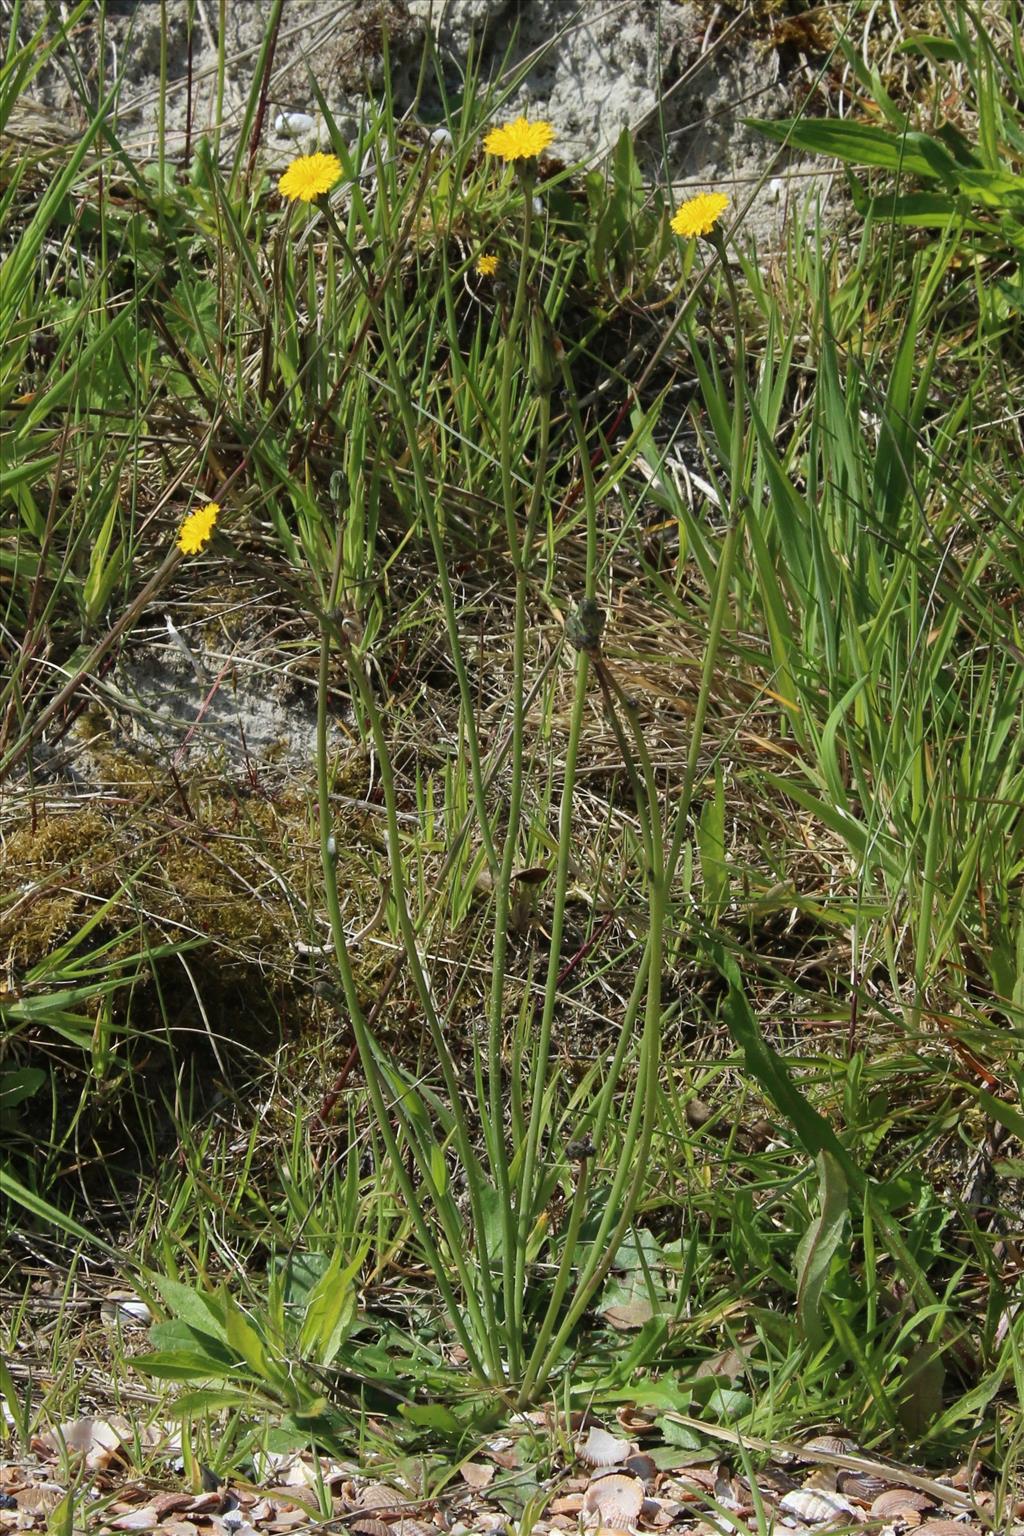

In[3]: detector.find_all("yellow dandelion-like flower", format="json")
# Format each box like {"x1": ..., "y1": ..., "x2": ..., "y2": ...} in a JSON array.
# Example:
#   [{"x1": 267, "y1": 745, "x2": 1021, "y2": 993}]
[
  {"x1": 277, "y1": 152, "x2": 342, "y2": 203},
  {"x1": 475, "y1": 253, "x2": 498, "y2": 276},
  {"x1": 483, "y1": 116, "x2": 555, "y2": 162},
  {"x1": 177, "y1": 502, "x2": 219, "y2": 555},
  {"x1": 671, "y1": 191, "x2": 729, "y2": 239}
]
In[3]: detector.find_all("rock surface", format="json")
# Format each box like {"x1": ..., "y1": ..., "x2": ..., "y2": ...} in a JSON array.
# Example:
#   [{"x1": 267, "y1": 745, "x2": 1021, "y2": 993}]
[{"x1": 12, "y1": 0, "x2": 829, "y2": 246}]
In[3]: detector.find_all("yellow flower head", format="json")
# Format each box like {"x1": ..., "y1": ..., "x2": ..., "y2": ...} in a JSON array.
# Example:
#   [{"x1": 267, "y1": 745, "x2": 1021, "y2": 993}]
[
  {"x1": 177, "y1": 502, "x2": 219, "y2": 555},
  {"x1": 483, "y1": 116, "x2": 555, "y2": 162},
  {"x1": 278, "y1": 152, "x2": 342, "y2": 203},
  {"x1": 475, "y1": 253, "x2": 498, "y2": 276},
  {"x1": 671, "y1": 191, "x2": 729, "y2": 239}
]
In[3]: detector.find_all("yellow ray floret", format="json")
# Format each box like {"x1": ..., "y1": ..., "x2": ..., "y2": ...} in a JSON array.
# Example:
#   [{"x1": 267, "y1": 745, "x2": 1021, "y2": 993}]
[
  {"x1": 483, "y1": 116, "x2": 555, "y2": 162},
  {"x1": 177, "y1": 502, "x2": 219, "y2": 555},
  {"x1": 278, "y1": 152, "x2": 343, "y2": 203},
  {"x1": 670, "y1": 191, "x2": 729, "y2": 239},
  {"x1": 475, "y1": 253, "x2": 498, "y2": 276}
]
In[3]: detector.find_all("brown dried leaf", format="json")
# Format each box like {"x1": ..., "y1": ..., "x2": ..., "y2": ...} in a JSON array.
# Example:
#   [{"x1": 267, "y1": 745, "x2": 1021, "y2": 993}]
[
  {"x1": 661, "y1": 1470, "x2": 718, "y2": 1499},
  {"x1": 694, "y1": 1344, "x2": 750, "y2": 1383},
  {"x1": 151, "y1": 1494, "x2": 196, "y2": 1517},
  {"x1": 548, "y1": 1495, "x2": 584, "y2": 1515},
  {"x1": 185, "y1": 1491, "x2": 229, "y2": 1514},
  {"x1": 583, "y1": 1472, "x2": 644, "y2": 1531},
  {"x1": 513, "y1": 865, "x2": 550, "y2": 885},
  {"x1": 577, "y1": 1427, "x2": 632, "y2": 1468},
  {"x1": 488, "y1": 1447, "x2": 520, "y2": 1471}
]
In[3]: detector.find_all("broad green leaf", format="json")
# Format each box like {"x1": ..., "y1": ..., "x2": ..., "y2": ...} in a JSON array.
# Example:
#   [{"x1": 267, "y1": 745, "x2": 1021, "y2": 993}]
[
  {"x1": 132, "y1": 1350, "x2": 238, "y2": 1382},
  {"x1": 167, "y1": 1388, "x2": 268, "y2": 1417},
  {"x1": 794, "y1": 1151, "x2": 849, "y2": 1348},
  {"x1": 147, "y1": 1320, "x2": 237, "y2": 1367},
  {"x1": 298, "y1": 1250, "x2": 360, "y2": 1365},
  {"x1": 152, "y1": 1276, "x2": 230, "y2": 1345},
  {"x1": 224, "y1": 1293, "x2": 272, "y2": 1378},
  {"x1": 977, "y1": 1090, "x2": 1024, "y2": 1143},
  {"x1": 749, "y1": 118, "x2": 959, "y2": 184},
  {"x1": 0, "y1": 1067, "x2": 46, "y2": 1108},
  {"x1": 83, "y1": 500, "x2": 124, "y2": 624}
]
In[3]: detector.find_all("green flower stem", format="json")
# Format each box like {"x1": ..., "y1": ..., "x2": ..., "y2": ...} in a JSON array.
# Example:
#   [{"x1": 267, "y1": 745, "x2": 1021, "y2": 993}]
[
  {"x1": 519, "y1": 889, "x2": 667, "y2": 1402},
  {"x1": 316, "y1": 197, "x2": 511, "y2": 1371},
  {"x1": 517, "y1": 354, "x2": 671, "y2": 1403},
  {"x1": 314, "y1": 622, "x2": 488, "y2": 1379},
  {"x1": 486, "y1": 179, "x2": 538, "y2": 1373},
  {"x1": 519, "y1": 676, "x2": 667, "y2": 1404},
  {"x1": 318, "y1": 198, "x2": 501, "y2": 882},
  {"x1": 668, "y1": 229, "x2": 746, "y2": 882},
  {"x1": 512, "y1": 347, "x2": 599, "y2": 1356},
  {"x1": 343, "y1": 644, "x2": 504, "y2": 1376},
  {"x1": 517, "y1": 1150, "x2": 592, "y2": 1385}
]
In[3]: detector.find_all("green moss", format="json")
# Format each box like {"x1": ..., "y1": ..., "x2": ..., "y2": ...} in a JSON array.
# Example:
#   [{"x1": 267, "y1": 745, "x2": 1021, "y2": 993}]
[{"x1": 1, "y1": 741, "x2": 380, "y2": 1012}]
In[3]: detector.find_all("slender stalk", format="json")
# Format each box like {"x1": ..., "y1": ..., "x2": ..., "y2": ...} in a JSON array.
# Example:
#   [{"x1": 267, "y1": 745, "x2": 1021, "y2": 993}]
[
  {"x1": 214, "y1": 0, "x2": 226, "y2": 163},
  {"x1": 512, "y1": 344, "x2": 598, "y2": 1348},
  {"x1": 518, "y1": 648, "x2": 668, "y2": 1402},
  {"x1": 345, "y1": 652, "x2": 504, "y2": 1377},
  {"x1": 158, "y1": 0, "x2": 167, "y2": 195},
  {"x1": 314, "y1": 622, "x2": 489, "y2": 1379},
  {"x1": 667, "y1": 233, "x2": 746, "y2": 883},
  {"x1": 316, "y1": 193, "x2": 510, "y2": 1369},
  {"x1": 486, "y1": 178, "x2": 537, "y2": 1373}
]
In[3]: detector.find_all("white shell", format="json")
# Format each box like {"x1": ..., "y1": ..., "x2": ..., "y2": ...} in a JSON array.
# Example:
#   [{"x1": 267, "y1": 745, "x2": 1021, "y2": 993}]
[
  {"x1": 577, "y1": 1426, "x2": 632, "y2": 1467},
  {"x1": 779, "y1": 1489, "x2": 858, "y2": 1523},
  {"x1": 583, "y1": 1472, "x2": 644, "y2": 1530},
  {"x1": 274, "y1": 111, "x2": 316, "y2": 138}
]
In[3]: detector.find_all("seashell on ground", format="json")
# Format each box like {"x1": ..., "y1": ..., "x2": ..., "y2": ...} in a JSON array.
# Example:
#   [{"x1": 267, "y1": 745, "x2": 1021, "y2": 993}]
[
  {"x1": 836, "y1": 1470, "x2": 890, "y2": 1501},
  {"x1": 583, "y1": 1471, "x2": 644, "y2": 1531},
  {"x1": 357, "y1": 1482, "x2": 407, "y2": 1513},
  {"x1": 577, "y1": 1426, "x2": 633, "y2": 1468},
  {"x1": 779, "y1": 1488, "x2": 859, "y2": 1523},
  {"x1": 869, "y1": 1487, "x2": 935, "y2": 1522},
  {"x1": 800, "y1": 1434, "x2": 860, "y2": 1458}
]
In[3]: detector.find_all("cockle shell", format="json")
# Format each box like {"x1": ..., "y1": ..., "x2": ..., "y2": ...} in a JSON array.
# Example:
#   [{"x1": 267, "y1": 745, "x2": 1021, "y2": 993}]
[
  {"x1": 583, "y1": 1471, "x2": 644, "y2": 1532},
  {"x1": 779, "y1": 1488, "x2": 858, "y2": 1523}
]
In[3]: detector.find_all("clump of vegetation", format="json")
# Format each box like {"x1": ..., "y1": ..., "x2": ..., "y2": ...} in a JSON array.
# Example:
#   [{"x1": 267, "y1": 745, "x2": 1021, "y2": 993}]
[{"x1": 2, "y1": 0, "x2": 1024, "y2": 1507}]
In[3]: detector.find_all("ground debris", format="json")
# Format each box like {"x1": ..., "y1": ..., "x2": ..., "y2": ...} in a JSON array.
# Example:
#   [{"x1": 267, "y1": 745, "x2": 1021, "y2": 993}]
[{"x1": 3, "y1": 1408, "x2": 1020, "y2": 1536}]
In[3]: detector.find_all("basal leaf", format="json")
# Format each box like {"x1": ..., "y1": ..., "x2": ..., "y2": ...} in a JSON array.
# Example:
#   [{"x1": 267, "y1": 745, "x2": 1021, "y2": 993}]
[{"x1": 795, "y1": 1151, "x2": 849, "y2": 1348}]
